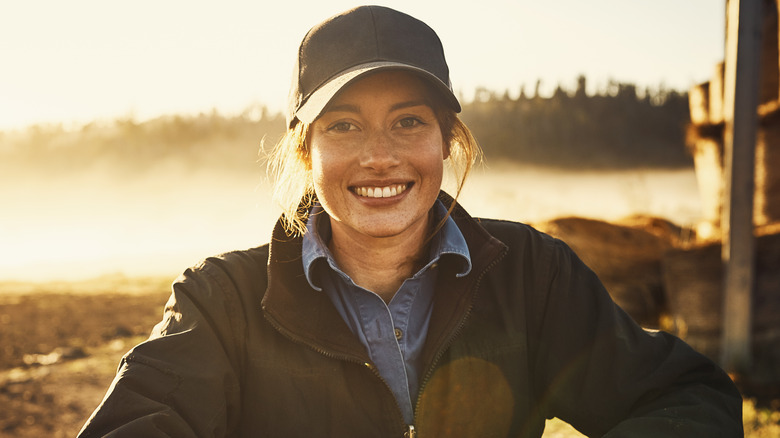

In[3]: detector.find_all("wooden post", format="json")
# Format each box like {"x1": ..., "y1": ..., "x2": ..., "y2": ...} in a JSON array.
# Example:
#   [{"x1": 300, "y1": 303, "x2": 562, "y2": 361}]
[
  {"x1": 711, "y1": 62, "x2": 727, "y2": 125},
  {"x1": 720, "y1": 0, "x2": 762, "y2": 373}
]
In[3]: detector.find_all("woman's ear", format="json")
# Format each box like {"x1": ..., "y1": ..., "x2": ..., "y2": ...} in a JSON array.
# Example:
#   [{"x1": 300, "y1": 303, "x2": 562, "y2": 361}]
[{"x1": 442, "y1": 141, "x2": 451, "y2": 160}]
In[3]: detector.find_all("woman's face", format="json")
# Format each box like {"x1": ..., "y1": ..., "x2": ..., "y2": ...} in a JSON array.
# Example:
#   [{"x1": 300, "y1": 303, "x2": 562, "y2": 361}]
[{"x1": 308, "y1": 70, "x2": 448, "y2": 241}]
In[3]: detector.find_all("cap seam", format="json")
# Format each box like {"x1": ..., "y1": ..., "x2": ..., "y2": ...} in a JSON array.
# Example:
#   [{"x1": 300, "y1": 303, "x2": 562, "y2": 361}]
[{"x1": 369, "y1": 6, "x2": 381, "y2": 59}]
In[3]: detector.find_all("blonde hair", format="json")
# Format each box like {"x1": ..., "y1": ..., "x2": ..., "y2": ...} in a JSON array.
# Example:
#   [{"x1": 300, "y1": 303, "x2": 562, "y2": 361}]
[{"x1": 267, "y1": 106, "x2": 481, "y2": 236}]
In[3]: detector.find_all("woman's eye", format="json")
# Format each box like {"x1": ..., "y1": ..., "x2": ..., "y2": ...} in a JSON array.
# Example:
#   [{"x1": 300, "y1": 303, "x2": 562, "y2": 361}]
[
  {"x1": 328, "y1": 121, "x2": 356, "y2": 132},
  {"x1": 398, "y1": 117, "x2": 423, "y2": 128}
]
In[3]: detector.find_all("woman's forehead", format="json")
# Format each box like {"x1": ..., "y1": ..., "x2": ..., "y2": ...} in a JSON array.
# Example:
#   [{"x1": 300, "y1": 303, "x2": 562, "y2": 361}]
[{"x1": 323, "y1": 70, "x2": 436, "y2": 111}]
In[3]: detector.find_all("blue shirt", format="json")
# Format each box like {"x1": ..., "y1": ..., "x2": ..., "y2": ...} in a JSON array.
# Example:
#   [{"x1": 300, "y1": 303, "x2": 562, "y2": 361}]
[{"x1": 302, "y1": 200, "x2": 471, "y2": 423}]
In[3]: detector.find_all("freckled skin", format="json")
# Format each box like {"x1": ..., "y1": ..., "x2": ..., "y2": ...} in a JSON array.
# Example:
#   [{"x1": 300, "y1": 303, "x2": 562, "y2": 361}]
[{"x1": 309, "y1": 71, "x2": 448, "y2": 243}]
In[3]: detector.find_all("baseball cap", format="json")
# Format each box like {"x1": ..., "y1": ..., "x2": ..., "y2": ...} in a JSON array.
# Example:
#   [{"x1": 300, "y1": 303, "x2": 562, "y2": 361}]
[{"x1": 286, "y1": 5, "x2": 461, "y2": 128}]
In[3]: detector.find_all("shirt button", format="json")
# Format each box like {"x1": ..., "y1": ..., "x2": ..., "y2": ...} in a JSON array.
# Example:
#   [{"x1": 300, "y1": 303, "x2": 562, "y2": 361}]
[{"x1": 394, "y1": 328, "x2": 403, "y2": 340}]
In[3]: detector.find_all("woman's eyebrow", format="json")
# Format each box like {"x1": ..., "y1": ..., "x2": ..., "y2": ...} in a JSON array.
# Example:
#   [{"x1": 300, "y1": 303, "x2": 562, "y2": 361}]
[{"x1": 390, "y1": 100, "x2": 430, "y2": 112}]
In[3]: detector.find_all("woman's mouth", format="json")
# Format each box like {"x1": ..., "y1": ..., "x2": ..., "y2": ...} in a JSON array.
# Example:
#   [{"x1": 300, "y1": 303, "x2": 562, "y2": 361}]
[{"x1": 352, "y1": 183, "x2": 409, "y2": 198}]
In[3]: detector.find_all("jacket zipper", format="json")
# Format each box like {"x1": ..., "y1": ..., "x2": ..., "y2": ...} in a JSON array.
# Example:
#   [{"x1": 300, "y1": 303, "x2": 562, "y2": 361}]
[
  {"x1": 263, "y1": 309, "x2": 411, "y2": 435},
  {"x1": 412, "y1": 248, "x2": 508, "y2": 422}
]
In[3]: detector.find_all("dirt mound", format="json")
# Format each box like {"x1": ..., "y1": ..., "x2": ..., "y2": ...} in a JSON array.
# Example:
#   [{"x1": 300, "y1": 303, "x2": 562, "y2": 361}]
[{"x1": 534, "y1": 215, "x2": 686, "y2": 327}]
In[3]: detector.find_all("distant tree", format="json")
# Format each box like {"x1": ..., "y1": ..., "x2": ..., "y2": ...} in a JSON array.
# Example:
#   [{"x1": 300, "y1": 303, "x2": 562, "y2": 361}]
[
  {"x1": 459, "y1": 75, "x2": 692, "y2": 169},
  {"x1": 574, "y1": 75, "x2": 587, "y2": 100}
]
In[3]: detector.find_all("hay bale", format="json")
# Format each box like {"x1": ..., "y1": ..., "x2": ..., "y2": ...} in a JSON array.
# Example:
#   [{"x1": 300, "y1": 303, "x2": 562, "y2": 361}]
[{"x1": 535, "y1": 216, "x2": 677, "y2": 327}]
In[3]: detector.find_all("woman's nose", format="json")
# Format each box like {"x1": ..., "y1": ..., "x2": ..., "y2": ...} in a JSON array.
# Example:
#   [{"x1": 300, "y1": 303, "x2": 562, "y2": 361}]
[{"x1": 359, "y1": 131, "x2": 400, "y2": 170}]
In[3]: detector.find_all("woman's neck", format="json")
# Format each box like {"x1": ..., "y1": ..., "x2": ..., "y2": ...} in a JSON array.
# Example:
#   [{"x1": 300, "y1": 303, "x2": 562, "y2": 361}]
[{"x1": 327, "y1": 216, "x2": 431, "y2": 303}]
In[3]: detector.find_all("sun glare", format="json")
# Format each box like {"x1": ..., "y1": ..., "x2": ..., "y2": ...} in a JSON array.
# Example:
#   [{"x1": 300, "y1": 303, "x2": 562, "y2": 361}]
[{"x1": 1, "y1": 161, "x2": 702, "y2": 282}]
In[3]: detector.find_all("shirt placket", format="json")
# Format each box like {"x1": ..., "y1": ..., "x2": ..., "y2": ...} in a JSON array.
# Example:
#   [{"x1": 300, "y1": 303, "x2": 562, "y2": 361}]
[{"x1": 357, "y1": 291, "x2": 415, "y2": 423}]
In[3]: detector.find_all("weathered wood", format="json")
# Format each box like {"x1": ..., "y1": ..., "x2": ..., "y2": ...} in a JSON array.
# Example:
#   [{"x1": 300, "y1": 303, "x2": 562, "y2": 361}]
[
  {"x1": 661, "y1": 231, "x2": 780, "y2": 382},
  {"x1": 710, "y1": 62, "x2": 727, "y2": 125},
  {"x1": 720, "y1": 0, "x2": 761, "y2": 373},
  {"x1": 761, "y1": 0, "x2": 780, "y2": 105},
  {"x1": 687, "y1": 113, "x2": 780, "y2": 231},
  {"x1": 778, "y1": 0, "x2": 780, "y2": 102},
  {"x1": 691, "y1": 137, "x2": 725, "y2": 228},
  {"x1": 690, "y1": 82, "x2": 711, "y2": 125},
  {"x1": 756, "y1": 111, "x2": 780, "y2": 225}
]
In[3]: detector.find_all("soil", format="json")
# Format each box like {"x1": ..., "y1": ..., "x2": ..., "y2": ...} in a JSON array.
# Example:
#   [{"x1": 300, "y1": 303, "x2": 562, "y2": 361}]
[
  {"x1": 0, "y1": 277, "x2": 170, "y2": 437},
  {"x1": 0, "y1": 220, "x2": 777, "y2": 437}
]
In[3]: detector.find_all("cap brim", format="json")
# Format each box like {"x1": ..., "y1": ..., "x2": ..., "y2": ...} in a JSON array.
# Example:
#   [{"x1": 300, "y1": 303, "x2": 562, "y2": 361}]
[{"x1": 295, "y1": 61, "x2": 461, "y2": 125}]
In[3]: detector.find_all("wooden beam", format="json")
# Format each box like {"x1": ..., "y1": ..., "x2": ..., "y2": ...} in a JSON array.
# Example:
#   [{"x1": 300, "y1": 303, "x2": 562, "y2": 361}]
[
  {"x1": 690, "y1": 82, "x2": 711, "y2": 125},
  {"x1": 720, "y1": 0, "x2": 762, "y2": 373}
]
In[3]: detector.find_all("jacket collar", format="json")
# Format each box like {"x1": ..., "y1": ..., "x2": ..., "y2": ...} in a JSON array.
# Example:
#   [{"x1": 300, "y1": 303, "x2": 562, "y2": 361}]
[{"x1": 261, "y1": 191, "x2": 507, "y2": 364}]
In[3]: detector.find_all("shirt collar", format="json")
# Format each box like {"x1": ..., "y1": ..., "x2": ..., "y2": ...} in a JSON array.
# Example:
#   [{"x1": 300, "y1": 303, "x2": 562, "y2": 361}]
[{"x1": 301, "y1": 200, "x2": 472, "y2": 291}]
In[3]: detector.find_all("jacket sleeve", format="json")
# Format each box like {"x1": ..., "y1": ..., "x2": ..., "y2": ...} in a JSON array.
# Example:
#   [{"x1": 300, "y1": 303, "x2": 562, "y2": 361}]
[
  {"x1": 530, "y1": 238, "x2": 743, "y2": 438},
  {"x1": 78, "y1": 263, "x2": 247, "y2": 438}
]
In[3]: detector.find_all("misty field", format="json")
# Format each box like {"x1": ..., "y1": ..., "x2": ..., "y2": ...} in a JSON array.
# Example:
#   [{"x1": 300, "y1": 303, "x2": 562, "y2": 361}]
[{"x1": 0, "y1": 160, "x2": 703, "y2": 283}]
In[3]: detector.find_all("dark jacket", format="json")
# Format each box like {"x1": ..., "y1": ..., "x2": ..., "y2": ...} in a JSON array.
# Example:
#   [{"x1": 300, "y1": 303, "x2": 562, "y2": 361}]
[{"x1": 79, "y1": 194, "x2": 743, "y2": 437}]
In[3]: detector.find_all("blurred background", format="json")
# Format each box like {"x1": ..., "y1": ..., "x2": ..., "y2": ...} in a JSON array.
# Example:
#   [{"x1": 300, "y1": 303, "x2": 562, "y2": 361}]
[
  {"x1": 0, "y1": 0, "x2": 724, "y2": 282},
  {"x1": 5, "y1": 2, "x2": 780, "y2": 437}
]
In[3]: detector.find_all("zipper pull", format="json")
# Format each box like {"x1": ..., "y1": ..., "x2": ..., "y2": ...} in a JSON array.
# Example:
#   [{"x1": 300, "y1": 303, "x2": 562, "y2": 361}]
[{"x1": 405, "y1": 424, "x2": 416, "y2": 438}]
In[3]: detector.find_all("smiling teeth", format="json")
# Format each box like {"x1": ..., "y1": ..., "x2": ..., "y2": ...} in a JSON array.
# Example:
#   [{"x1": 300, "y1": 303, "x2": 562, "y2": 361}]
[{"x1": 356, "y1": 184, "x2": 407, "y2": 198}]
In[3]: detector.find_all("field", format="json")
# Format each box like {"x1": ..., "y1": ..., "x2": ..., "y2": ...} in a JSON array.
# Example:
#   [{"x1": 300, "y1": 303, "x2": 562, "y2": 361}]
[
  {"x1": 1, "y1": 259, "x2": 778, "y2": 436},
  {"x1": 0, "y1": 277, "x2": 169, "y2": 437}
]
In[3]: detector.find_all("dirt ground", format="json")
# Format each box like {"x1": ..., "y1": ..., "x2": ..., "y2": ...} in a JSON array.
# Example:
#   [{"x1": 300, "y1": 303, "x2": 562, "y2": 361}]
[
  {"x1": 0, "y1": 221, "x2": 778, "y2": 437},
  {"x1": 0, "y1": 277, "x2": 170, "y2": 437}
]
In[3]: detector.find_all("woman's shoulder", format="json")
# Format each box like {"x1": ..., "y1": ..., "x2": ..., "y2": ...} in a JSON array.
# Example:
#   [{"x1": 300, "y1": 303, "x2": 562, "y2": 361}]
[
  {"x1": 475, "y1": 217, "x2": 566, "y2": 252},
  {"x1": 173, "y1": 244, "x2": 271, "y2": 301},
  {"x1": 470, "y1": 216, "x2": 581, "y2": 280},
  {"x1": 204, "y1": 244, "x2": 270, "y2": 270},
  {"x1": 191, "y1": 243, "x2": 270, "y2": 276}
]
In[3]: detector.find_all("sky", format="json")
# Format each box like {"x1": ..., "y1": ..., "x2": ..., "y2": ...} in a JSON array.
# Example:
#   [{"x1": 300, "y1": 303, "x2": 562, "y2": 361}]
[
  {"x1": 1, "y1": 0, "x2": 727, "y2": 281},
  {"x1": 0, "y1": 0, "x2": 726, "y2": 131}
]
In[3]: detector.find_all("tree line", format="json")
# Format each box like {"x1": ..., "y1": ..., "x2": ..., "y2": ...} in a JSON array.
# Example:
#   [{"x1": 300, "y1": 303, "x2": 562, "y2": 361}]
[
  {"x1": 0, "y1": 75, "x2": 692, "y2": 178},
  {"x1": 460, "y1": 75, "x2": 692, "y2": 169}
]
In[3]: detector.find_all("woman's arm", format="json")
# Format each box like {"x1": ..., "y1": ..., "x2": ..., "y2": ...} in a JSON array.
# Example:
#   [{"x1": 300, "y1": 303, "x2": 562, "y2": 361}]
[
  {"x1": 532, "y1": 239, "x2": 743, "y2": 437},
  {"x1": 78, "y1": 264, "x2": 247, "y2": 437}
]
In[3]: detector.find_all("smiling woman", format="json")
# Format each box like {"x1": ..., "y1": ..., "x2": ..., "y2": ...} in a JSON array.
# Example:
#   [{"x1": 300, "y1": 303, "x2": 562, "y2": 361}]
[
  {"x1": 309, "y1": 73, "x2": 446, "y2": 236},
  {"x1": 308, "y1": 71, "x2": 449, "y2": 300},
  {"x1": 78, "y1": 5, "x2": 742, "y2": 438}
]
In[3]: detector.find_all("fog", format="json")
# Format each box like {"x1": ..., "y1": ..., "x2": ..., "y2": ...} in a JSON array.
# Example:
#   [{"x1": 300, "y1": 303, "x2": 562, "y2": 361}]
[
  {"x1": 0, "y1": 163, "x2": 701, "y2": 282},
  {"x1": 454, "y1": 164, "x2": 702, "y2": 225}
]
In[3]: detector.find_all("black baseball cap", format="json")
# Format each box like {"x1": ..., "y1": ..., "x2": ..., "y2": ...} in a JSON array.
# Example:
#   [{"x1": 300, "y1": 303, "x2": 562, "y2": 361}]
[{"x1": 286, "y1": 5, "x2": 461, "y2": 128}]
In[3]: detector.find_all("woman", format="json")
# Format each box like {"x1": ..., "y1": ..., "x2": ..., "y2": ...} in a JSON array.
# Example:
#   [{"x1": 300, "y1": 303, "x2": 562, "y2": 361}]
[{"x1": 80, "y1": 6, "x2": 742, "y2": 437}]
